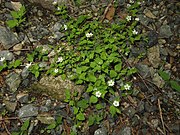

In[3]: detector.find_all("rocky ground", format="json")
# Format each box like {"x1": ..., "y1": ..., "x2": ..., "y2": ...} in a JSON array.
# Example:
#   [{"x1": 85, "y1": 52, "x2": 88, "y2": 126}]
[{"x1": 0, "y1": 0, "x2": 180, "y2": 135}]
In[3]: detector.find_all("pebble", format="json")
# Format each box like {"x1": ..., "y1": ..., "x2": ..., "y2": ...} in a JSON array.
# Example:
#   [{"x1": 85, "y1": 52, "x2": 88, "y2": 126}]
[
  {"x1": 159, "y1": 24, "x2": 173, "y2": 38},
  {"x1": 94, "y1": 127, "x2": 107, "y2": 135},
  {"x1": 18, "y1": 104, "x2": 38, "y2": 119},
  {"x1": 5, "y1": 72, "x2": 21, "y2": 92},
  {"x1": 3, "y1": 100, "x2": 17, "y2": 112},
  {"x1": 0, "y1": 26, "x2": 20, "y2": 49}
]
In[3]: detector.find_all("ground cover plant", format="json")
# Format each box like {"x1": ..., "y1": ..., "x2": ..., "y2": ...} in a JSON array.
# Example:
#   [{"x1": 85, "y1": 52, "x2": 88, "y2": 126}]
[{"x1": 1, "y1": 0, "x2": 179, "y2": 134}]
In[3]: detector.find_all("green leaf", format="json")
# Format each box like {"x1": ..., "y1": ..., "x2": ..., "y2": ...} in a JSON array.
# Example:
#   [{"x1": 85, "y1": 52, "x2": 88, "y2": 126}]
[
  {"x1": 88, "y1": 115, "x2": 95, "y2": 126},
  {"x1": 6, "y1": 20, "x2": 18, "y2": 28},
  {"x1": 79, "y1": 72, "x2": 86, "y2": 80},
  {"x1": 76, "y1": 15, "x2": 87, "y2": 26},
  {"x1": 86, "y1": 85, "x2": 93, "y2": 92},
  {"x1": 87, "y1": 73, "x2": 97, "y2": 82},
  {"x1": 90, "y1": 62, "x2": 97, "y2": 68},
  {"x1": 64, "y1": 89, "x2": 71, "y2": 102},
  {"x1": 90, "y1": 95, "x2": 98, "y2": 104},
  {"x1": 110, "y1": 70, "x2": 117, "y2": 78},
  {"x1": 95, "y1": 104, "x2": 104, "y2": 110},
  {"x1": 21, "y1": 119, "x2": 30, "y2": 131},
  {"x1": 158, "y1": 70, "x2": 170, "y2": 81},
  {"x1": 77, "y1": 99, "x2": 88, "y2": 109},
  {"x1": 95, "y1": 57, "x2": 103, "y2": 65},
  {"x1": 11, "y1": 11, "x2": 19, "y2": 18},
  {"x1": 76, "y1": 112, "x2": 85, "y2": 121},
  {"x1": 115, "y1": 63, "x2": 122, "y2": 72},
  {"x1": 18, "y1": 5, "x2": 26, "y2": 16},
  {"x1": 27, "y1": 54, "x2": 34, "y2": 62},
  {"x1": 170, "y1": 80, "x2": 180, "y2": 92},
  {"x1": 73, "y1": 106, "x2": 79, "y2": 115},
  {"x1": 13, "y1": 59, "x2": 22, "y2": 68},
  {"x1": 46, "y1": 123, "x2": 56, "y2": 130},
  {"x1": 35, "y1": 71, "x2": 39, "y2": 78},
  {"x1": 110, "y1": 105, "x2": 116, "y2": 117}
]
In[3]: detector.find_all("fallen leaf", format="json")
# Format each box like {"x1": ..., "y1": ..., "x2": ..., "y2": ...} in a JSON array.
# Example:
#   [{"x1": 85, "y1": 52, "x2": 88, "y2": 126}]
[{"x1": 105, "y1": 5, "x2": 115, "y2": 21}]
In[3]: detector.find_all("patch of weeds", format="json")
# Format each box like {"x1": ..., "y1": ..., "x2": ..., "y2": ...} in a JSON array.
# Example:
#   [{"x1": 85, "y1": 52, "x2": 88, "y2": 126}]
[
  {"x1": 40, "y1": 116, "x2": 62, "y2": 134},
  {"x1": 158, "y1": 70, "x2": 180, "y2": 92},
  {"x1": 6, "y1": 5, "x2": 26, "y2": 28},
  {"x1": 12, "y1": 119, "x2": 30, "y2": 135},
  {"x1": 0, "y1": 58, "x2": 22, "y2": 72}
]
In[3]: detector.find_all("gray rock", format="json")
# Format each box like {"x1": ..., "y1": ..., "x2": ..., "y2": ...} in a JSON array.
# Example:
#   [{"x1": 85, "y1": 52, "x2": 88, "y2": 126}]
[
  {"x1": 37, "y1": 114, "x2": 55, "y2": 124},
  {"x1": 152, "y1": 73, "x2": 165, "y2": 88},
  {"x1": 94, "y1": 127, "x2": 107, "y2": 135},
  {"x1": 148, "y1": 31, "x2": 158, "y2": 47},
  {"x1": 136, "y1": 64, "x2": 151, "y2": 78},
  {"x1": 159, "y1": 24, "x2": 173, "y2": 38},
  {"x1": 137, "y1": 14, "x2": 151, "y2": 26},
  {"x1": 124, "y1": 107, "x2": 136, "y2": 118},
  {"x1": 16, "y1": 93, "x2": 29, "y2": 103},
  {"x1": 25, "y1": 0, "x2": 68, "y2": 10},
  {"x1": 115, "y1": 126, "x2": 131, "y2": 135},
  {"x1": 28, "y1": 75, "x2": 84, "y2": 100},
  {"x1": 5, "y1": 72, "x2": 21, "y2": 92},
  {"x1": 18, "y1": 104, "x2": 38, "y2": 119},
  {"x1": 137, "y1": 101, "x2": 145, "y2": 113},
  {"x1": 21, "y1": 67, "x2": 30, "y2": 79},
  {"x1": 0, "y1": 51, "x2": 14, "y2": 61},
  {"x1": 3, "y1": 100, "x2": 17, "y2": 112},
  {"x1": 0, "y1": 26, "x2": 20, "y2": 49},
  {"x1": 147, "y1": 46, "x2": 161, "y2": 68}
]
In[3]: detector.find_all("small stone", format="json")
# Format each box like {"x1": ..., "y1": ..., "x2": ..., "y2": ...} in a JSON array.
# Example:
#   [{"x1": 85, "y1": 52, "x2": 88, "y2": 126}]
[
  {"x1": 152, "y1": 73, "x2": 165, "y2": 88},
  {"x1": 159, "y1": 24, "x2": 173, "y2": 38},
  {"x1": 0, "y1": 26, "x2": 20, "y2": 49},
  {"x1": 37, "y1": 114, "x2": 55, "y2": 124},
  {"x1": 136, "y1": 64, "x2": 151, "y2": 78},
  {"x1": 18, "y1": 104, "x2": 38, "y2": 119},
  {"x1": 16, "y1": 93, "x2": 29, "y2": 103},
  {"x1": 13, "y1": 43, "x2": 23, "y2": 51},
  {"x1": 144, "y1": 8, "x2": 157, "y2": 19},
  {"x1": 147, "y1": 46, "x2": 161, "y2": 68},
  {"x1": 3, "y1": 100, "x2": 17, "y2": 112},
  {"x1": 0, "y1": 51, "x2": 14, "y2": 61},
  {"x1": 94, "y1": 127, "x2": 107, "y2": 135},
  {"x1": 5, "y1": 72, "x2": 21, "y2": 92},
  {"x1": 124, "y1": 107, "x2": 136, "y2": 118},
  {"x1": 117, "y1": 126, "x2": 131, "y2": 135},
  {"x1": 148, "y1": 31, "x2": 158, "y2": 46},
  {"x1": 151, "y1": 119, "x2": 159, "y2": 128}
]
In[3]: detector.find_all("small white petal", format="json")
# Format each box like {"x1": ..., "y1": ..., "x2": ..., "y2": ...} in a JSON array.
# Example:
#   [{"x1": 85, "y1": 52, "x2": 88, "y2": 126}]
[
  {"x1": 113, "y1": 100, "x2": 119, "y2": 107},
  {"x1": 26, "y1": 62, "x2": 32, "y2": 68},
  {"x1": 135, "y1": 17, "x2": 139, "y2": 21},
  {"x1": 108, "y1": 80, "x2": 115, "y2": 86},
  {"x1": 86, "y1": 32, "x2": 93, "y2": 38},
  {"x1": 0, "y1": 57, "x2": 5, "y2": 62},
  {"x1": 64, "y1": 24, "x2": 67, "y2": 30},
  {"x1": 95, "y1": 91, "x2": 102, "y2": 98},
  {"x1": 132, "y1": 29, "x2": 138, "y2": 35},
  {"x1": 57, "y1": 57, "x2": 63, "y2": 63},
  {"x1": 126, "y1": 16, "x2": 132, "y2": 21},
  {"x1": 124, "y1": 84, "x2": 131, "y2": 90},
  {"x1": 54, "y1": 68, "x2": 59, "y2": 73}
]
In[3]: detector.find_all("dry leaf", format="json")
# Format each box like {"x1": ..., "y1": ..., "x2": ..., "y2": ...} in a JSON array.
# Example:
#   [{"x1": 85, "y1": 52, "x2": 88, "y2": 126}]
[{"x1": 105, "y1": 5, "x2": 115, "y2": 21}]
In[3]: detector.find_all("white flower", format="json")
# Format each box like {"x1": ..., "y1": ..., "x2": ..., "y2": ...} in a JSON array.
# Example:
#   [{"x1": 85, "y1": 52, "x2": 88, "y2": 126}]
[
  {"x1": 126, "y1": 15, "x2": 132, "y2": 21},
  {"x1": 64, "y1": 24, "x2": 67, "y2": 30},
  {"x1": 0, "y1": 57, "x2": 5, "y2": 62},
  {"x1": 132, "y1": 29, "x2": 138, "y2": 35},
  {"x1": 127, "y1": 4, "x2": 131, "y2": 8},
  {"x1": 86, "y1": 32, "x2": 93, "y2": 38},
  {"x1": 26, "y1": 62, "x2": 32, "y2": 68},
  {"x1": 129, "y1": 0, "x2": 134, "y2": 3},
  {"x1": 56, "y1": 57, "x2": 63, "y2": 63},
  {"x1": 52, "y1": 0, "x2": 57, "y2": 5},
  {"x1": 57, "y1": 7, "x2": 61, "y2": 11},
  {"x1": 108, "y1": 80, "x2": 115, "y2": 86},
  {"x1": 95, "y1": 91, "x2": 102, "y2": 98},
  {"x1": 137, "y1": 2, "x2": 141, "y2": 5},
  {"x1": 54, "y1": 68, "x2": 59, "y2": 73},
  {"x1": 135, "y1": 17, "x2": 139, "y2": 21},
  {"x1": 113, "y1": 100, "x2": 119, "y2": 107},
  {"x1": 124, "y1": 84, "x2": 131, "y2": 90}
]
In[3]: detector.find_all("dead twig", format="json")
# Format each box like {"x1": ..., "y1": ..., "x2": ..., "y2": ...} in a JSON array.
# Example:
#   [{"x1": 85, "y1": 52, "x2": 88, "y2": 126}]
[
  {"x1": 2, "y1": 122, "x2": 11, "y2": 135},
  {"x1": 158, "y1": 99, "x2": 166, "y2": 135}
]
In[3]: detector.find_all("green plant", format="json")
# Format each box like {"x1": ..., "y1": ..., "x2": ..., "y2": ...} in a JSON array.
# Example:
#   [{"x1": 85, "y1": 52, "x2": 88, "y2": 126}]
[
  {"x1": 0, "y1": 58, "x2": 22, "y2": 72},
  {"x1": 6, "y1": 5, "x2": 26, "y2": 28},
  {"x1": 12, "y1": 119, "x2": 30, "y2": 135},
  {"x1": 158, "y1": 70, "x2": 180, "y2": 92}
]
